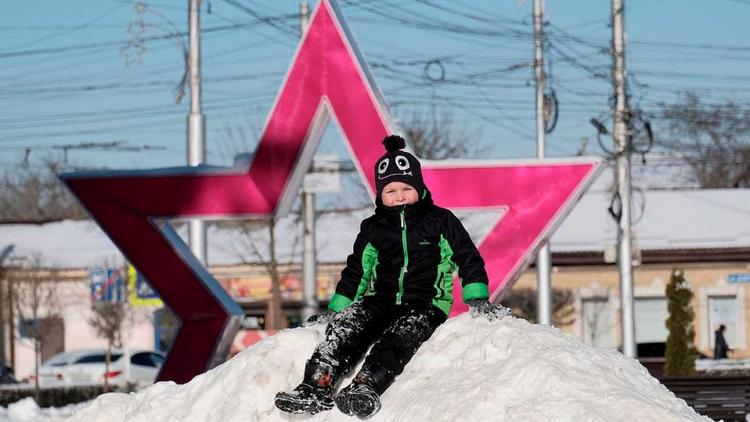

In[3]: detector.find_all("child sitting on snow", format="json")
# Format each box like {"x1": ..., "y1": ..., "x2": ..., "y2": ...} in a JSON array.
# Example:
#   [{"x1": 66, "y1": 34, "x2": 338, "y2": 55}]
[{"x1": 275, "y1": 135, "x2": 507, "y2": 417}]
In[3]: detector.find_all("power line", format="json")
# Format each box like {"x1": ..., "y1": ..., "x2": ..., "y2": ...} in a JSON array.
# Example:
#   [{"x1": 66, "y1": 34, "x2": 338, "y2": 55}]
[
  {"x1": 0, "y1": 16, "x2": 296, "y2": 59},
  {"x1": 0, "y1": 70, "x2": 283, "y2": 97},
  {"x1": 7, "y1": 3, "x2": 127, "y2": 51}
]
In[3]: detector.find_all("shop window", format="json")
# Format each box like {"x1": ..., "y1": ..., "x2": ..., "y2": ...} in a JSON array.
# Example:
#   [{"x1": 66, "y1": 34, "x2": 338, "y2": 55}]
[
  {"x1": 708, "y1": 295, "x2": 737, "y2": 348},
  {"x1": 581, "y1": 297, "x2": 612, "y2": 348},
  {"x1": 635, "y1": 297, "x2": 668, "y2": 343}
]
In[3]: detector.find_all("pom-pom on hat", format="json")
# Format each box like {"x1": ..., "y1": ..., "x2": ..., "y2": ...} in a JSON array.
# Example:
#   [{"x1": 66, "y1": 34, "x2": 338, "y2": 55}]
[{"x1": 374, "y1": 135, "x2": 424, "y2": 197}]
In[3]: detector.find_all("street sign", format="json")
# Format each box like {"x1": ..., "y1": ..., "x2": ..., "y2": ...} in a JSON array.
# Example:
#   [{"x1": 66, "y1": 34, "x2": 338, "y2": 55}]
[
  {"x1": 728, "y1": 274, "x2": 750, "y2": 284},
  {"x1": 303, "y1": 155, "x2": 341, "y2": 193},
  {"x1": 303, "y1": 172, "x2": 341, "y2": 193}
]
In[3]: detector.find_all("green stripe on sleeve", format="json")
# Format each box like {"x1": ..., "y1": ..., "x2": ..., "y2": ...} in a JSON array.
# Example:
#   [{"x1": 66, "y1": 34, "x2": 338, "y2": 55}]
[
  {"x1": 328, "y1": 293, "x2": 353, "y2": 312},
  {"x1": 462, "y1": 282, "x2": 489, "y2": 302}
]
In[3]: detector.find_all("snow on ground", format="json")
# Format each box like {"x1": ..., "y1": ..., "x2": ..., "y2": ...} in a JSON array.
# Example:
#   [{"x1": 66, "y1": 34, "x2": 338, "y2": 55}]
[
  {"x1": 58, "y1": 314, "x2": 710, "y2": 422},
  {"x1": 0, "y1": 398, "x2": 85, "y2": 422},
  {"x1": 698, "y1": 357, "x2": 750, "y2": 371}
]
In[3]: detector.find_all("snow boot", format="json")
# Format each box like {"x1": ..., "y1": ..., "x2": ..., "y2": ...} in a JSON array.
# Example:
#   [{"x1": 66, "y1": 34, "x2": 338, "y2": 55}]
[
  {"x1": 334, "y1": 376, "x2": 382, "y2": 418},
  {"x1": 274, "y1": 383, "x2": 334, "y2": 414}
]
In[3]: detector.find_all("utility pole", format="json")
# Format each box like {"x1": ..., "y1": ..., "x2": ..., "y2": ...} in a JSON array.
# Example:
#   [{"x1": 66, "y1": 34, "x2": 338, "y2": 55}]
[
  {"x1": 187, "y1": 0, "x2": 207, "y2": 264},
  {"x1": 7, "y1": 271, "x2": 15, "y2": 372},
  {"x1": 0, "y1": 245, "x2": 14, "y2": 369},
  {"x1": 533, "y1": 0, "x2": 552, "y2": 326},
  {"x1": 301, "y1": 189, "x2": 317, "y2": 322},
  {"x1": 300, "y1": 0, "x2": 310, "y2": 33},
  {"x1": 299, "y1": 1, "x2": 318, "y2": 323},
  {"x1": 611, "y1": 0, "x2": 636, "y2": 358}
]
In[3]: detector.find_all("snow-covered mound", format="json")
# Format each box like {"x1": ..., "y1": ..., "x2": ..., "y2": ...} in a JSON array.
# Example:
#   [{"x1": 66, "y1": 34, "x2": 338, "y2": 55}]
[
  {"x1": 66, "y1": 315, "x2": 711, "y2": 422},
  {"x1": 0, "y1": 397, "x2": 84, "y2": 422}
]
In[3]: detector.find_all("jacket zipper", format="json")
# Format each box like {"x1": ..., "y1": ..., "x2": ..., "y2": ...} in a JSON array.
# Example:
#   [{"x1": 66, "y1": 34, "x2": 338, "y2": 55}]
[{"x1": 397, "y1": 209, "x2": 408, "y2": 304}]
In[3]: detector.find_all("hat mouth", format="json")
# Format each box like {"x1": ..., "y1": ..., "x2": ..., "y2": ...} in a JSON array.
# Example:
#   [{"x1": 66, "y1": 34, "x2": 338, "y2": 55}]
[{"x1": 377, "y1": 172, "x2": 413, "y2": 180}]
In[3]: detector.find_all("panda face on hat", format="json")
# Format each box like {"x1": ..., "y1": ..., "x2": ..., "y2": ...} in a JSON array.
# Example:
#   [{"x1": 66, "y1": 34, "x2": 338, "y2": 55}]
[{"x1": 374, "y1": 135, "x2": 424, "y2": 198}]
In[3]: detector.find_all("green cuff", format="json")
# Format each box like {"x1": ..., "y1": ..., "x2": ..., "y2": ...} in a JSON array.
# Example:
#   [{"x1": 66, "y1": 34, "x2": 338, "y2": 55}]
[
  {"x1": 328, "y1": 293, "x2": 353, "y2": 312},
  {"x1": 462, "y1": 282, "x2": 489, "y2": 302}
]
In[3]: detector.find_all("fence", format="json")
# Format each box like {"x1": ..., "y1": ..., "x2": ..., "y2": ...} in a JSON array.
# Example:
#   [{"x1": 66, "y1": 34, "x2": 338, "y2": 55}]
[{"x1": 660, "y1": 376, "x2": 750, "y2": 422}]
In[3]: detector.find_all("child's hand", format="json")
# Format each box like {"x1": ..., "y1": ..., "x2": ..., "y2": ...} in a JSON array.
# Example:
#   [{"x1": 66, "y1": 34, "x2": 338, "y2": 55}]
[
  {"x1": 467, "y1": 299, "x2": 510, "y2": 321},
  {"x1": 305, "y1": 309, "x2": 336, "y2": 326}
]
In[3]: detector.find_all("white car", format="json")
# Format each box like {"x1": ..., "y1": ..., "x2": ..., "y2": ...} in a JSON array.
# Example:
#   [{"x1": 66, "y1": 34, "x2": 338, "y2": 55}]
[{"x1": 36, "y1": 349, "x2": 165, "y2": 387}]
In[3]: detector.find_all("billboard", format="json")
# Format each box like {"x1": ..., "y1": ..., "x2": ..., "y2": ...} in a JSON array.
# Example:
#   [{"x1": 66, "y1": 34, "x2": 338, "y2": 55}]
[
  {"x1": 89, "y1": 267, "x2": 125, "y2": 303},
  {"x1": 128, "y1": 265, "x2": 163, "y2": 307}
]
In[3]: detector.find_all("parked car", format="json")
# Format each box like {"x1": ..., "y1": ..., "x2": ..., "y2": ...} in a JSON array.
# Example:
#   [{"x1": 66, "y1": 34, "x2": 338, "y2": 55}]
[{"x1": 36, "y1": 349, "x2": 165, "y2": 387}]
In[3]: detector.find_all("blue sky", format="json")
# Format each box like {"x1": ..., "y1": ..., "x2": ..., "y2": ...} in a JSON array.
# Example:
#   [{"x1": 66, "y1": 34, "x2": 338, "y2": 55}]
[{"x1": 1, "y1": 0, "x2": 749, "y2": 172}]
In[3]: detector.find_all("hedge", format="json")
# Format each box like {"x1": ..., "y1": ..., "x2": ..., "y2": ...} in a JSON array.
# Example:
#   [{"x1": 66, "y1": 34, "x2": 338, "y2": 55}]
[{"x1": 0, "y1": 384, "x2": 135, "y2": 407}]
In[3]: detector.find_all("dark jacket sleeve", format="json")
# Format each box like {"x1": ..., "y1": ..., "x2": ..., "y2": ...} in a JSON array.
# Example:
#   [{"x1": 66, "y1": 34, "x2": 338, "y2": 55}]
[
  {"x1": 329, "y1": 219, "x2": 374, "y2": 311},
  {"x1": 443, "y1": 210, "x2": 490, "y2": 302}
]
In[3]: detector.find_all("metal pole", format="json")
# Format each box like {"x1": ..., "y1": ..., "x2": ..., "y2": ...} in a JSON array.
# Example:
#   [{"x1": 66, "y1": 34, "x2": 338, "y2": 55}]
[
  {"x1": 122, "y1": 265, "x2": 131, "y2": 383},
  {"x1": 612, "y1": 0, "x2": 636, "y2": 358},
  {"x1": 0, "y1": 270, "x2": 4, "y2": 370},
  {"x1": 187, "y1": 0, "x2": 207, "y2": 264},
  {"x1": 533, "y1": 0, "x2": 552, "y2": 326},
  {"x1": 0, "y1": 245, "x2": 13, "y2": 368},
  {"x1": 8, "y1": 276, "x2": 14, "y2": 372},
  {"x1": 299, "y1": 1, "x2": 318, "y2": 323},
  {"x1": 302, "y1": 191, "x2": 318, "y2": 322},
  {"x1": 300, "y1": 0, "x2": 310, "y2": 33}
]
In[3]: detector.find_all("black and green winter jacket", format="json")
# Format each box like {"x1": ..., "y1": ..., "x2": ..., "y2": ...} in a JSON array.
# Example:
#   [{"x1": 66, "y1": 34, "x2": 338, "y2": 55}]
[{"x1": 328, "y1": 189, "x2": 490, "y2": 316}]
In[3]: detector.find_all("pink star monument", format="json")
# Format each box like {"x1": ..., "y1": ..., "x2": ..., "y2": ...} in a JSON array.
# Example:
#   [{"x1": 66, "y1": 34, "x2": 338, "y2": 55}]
[{"x1": 61, "y1": 0, "x2": 601, "y2": 384}]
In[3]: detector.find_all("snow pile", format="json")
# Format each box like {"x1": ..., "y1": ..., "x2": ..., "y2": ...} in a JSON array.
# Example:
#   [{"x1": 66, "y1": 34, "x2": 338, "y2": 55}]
[
  {"x1": 65, "y1": 315, "x2": 711, "y2": 422},
  {"x1": 0, "y1": 397, "x2": 84, "y2": 422}
]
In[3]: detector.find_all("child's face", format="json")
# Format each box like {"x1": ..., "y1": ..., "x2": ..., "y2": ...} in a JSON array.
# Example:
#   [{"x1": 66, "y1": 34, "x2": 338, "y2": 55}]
[{"x1": 381, "y1": 181, "x2": 418, "y2": 207}]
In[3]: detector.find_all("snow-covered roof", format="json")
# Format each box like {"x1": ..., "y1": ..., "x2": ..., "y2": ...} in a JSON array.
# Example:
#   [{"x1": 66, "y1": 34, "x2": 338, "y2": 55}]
[
  {"x1": 1, "y1": 187, "x2": 748, "y2": 268},
  {"x1": 552, "y1": 188, "x2": 750, "y2": 252}
]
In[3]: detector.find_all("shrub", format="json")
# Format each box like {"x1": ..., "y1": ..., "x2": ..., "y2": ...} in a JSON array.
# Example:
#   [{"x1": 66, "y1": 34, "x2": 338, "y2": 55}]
[{"x1": 664, "y1": 269, "x2": 697, "y2": 376}]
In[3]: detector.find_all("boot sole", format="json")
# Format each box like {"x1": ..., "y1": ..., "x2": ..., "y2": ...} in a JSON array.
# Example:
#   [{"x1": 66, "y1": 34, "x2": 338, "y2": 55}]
[
  {"x1": 334, "y1": 391, "x2": 380, "y2": 417},
  {"x1": 275, "y1": 393, "x2": 333, "y2": 415}
]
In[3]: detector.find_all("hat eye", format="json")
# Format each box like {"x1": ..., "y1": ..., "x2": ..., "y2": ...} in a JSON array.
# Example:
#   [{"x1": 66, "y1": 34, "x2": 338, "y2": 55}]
[
  {"x1": 395, "y1": 155, "x2": 410, "y2": 171},
  {"x1": 377, "y1": 158, "x2": 390, "y2": 174}
]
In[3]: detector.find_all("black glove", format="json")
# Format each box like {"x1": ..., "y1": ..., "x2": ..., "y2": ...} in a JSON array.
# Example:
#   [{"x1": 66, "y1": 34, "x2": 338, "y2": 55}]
[
  {"x1": 467, "y1": 299, "x2": 510, "y2": 321},
  {"x1": 305, "y1": 309, "x2": 336, "y2": 326}
]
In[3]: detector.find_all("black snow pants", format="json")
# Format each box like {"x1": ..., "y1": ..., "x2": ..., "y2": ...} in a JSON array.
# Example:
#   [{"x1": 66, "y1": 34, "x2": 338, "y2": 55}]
[{"x1": 303, "y1": 297, "x2": 447, "y2": 395}]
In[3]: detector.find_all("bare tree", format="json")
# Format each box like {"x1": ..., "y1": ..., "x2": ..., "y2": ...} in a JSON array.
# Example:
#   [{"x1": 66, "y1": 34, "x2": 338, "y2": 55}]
[
  {"x1": 87, "y1": 266, "x2": 128, "y2": 392},
  {"x1": 401, "y1": 107, "x2": 487, "y2": 160},
  {"x1": 0, "y1": 158, "x2": 85, "y2": 223},
  {"x1": 215, "y1": 217, "x2": 302, "y2": 330},
  {"x1": 88, "y1": 303, "x2": 126, "y2": 392},
  {"x1": 265, "y1": 219, "x2": 285, "y2": 330},
  {"x1": 659, "y1": 92, "x2": 750, "y2": 188},
  {"x1": 500, "y1": 287, "x2": 575, "y2": 326},
  {"x1": 10, "y1": 255, "x2": 63, "y2": 400}
]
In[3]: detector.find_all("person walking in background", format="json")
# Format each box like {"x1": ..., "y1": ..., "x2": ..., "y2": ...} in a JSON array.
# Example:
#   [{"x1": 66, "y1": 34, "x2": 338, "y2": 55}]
[{"x1": 714, "y1": 324, "x2": 731, "y2": 359}]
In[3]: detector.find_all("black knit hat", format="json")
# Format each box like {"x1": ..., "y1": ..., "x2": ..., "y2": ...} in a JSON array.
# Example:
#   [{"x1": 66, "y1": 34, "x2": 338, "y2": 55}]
[{"x1": 374, "y1": 135, "x2": 424, "y2": 197}]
